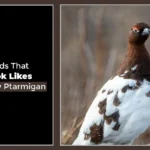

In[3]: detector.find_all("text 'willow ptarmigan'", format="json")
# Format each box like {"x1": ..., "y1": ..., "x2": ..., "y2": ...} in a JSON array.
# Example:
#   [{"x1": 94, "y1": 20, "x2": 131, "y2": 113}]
[{"x1": 72, "y1": 22, "x2": 150, "y2": 145}]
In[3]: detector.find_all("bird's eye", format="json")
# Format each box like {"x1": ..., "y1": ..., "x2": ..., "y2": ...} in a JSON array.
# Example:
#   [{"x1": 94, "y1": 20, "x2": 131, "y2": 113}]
[{"x1": 132, "y1": 29, "x2": 140, "y2": 33}]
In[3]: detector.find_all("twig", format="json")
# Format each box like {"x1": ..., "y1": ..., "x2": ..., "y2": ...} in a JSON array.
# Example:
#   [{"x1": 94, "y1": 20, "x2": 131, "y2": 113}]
[{"x1": 61, "y1": 118, "x2": 84, "y2": 144}]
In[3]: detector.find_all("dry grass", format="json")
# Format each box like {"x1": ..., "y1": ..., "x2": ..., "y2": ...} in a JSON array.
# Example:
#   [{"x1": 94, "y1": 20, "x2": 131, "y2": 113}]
[{"x1": 61, "y1": 6, "x2": 150, "y2": 145}]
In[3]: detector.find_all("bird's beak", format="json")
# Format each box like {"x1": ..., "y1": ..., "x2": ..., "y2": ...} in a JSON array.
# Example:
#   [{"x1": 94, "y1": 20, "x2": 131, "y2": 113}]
[{"x1": 142, "y1": 28, "x2": 150, "y2": 35}]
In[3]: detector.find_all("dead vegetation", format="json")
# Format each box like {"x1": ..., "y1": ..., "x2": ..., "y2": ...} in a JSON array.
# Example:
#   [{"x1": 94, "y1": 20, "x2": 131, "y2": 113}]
[{"x1": 61, "y1": 6, "x2": 150, "y2": 145}]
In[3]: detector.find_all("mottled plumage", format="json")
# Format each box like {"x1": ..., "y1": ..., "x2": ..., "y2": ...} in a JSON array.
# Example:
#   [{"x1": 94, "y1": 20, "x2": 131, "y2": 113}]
[{"x1": 73, "y1": 22, "x2": 150, "y2": 145}]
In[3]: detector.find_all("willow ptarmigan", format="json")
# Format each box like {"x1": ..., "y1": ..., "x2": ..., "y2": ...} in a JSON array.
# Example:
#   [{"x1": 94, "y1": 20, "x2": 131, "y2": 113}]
[{"x1": 72, "y1": 22, "x2": 150, "y2": 145}]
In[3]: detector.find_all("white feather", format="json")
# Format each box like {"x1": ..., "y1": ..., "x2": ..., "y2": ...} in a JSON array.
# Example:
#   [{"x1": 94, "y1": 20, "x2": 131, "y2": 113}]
[{"x1": 73, "y1": 71, "x2": 150, "y2": 145}]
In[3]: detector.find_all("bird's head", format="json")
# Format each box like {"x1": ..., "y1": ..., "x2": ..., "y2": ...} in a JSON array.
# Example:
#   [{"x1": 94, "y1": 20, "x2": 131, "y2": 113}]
[{"x1": 128, "y1": 22, "x2": 150, "y2": 44}]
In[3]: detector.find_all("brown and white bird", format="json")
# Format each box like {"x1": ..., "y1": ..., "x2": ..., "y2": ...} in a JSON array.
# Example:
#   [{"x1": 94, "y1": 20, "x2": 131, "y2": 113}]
[{"x1": 72, "y1": 22, "x2": 150, "y2": 145}]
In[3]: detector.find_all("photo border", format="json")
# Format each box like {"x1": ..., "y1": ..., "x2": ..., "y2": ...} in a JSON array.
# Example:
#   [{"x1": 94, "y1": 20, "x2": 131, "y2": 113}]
[
  {"x1": 1, "y1": 0, "x2": 150, "y2": 150},
  {"x1": 60, "y1": 3, "x2": 150, "y2": 147},
  {"x1": 0, "y1": 4, "x2": 54, "y2": 147}
]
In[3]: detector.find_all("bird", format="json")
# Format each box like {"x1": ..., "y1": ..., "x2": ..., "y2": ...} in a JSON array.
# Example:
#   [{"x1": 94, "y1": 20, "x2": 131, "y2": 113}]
[{"x1": 72, "y1": 22, "x2": 150, "y2": 145}]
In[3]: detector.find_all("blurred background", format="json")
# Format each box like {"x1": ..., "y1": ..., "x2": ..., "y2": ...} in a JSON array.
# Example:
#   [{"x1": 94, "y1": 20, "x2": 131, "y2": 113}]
[{"x1": 61, "y1": 5, "x2": 150, "y2": 145}]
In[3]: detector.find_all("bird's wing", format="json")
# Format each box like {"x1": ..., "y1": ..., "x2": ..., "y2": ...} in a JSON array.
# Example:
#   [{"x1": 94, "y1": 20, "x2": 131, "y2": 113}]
[{"x1": 72, "y1": 75, "x2": 150, "y2": 145}]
